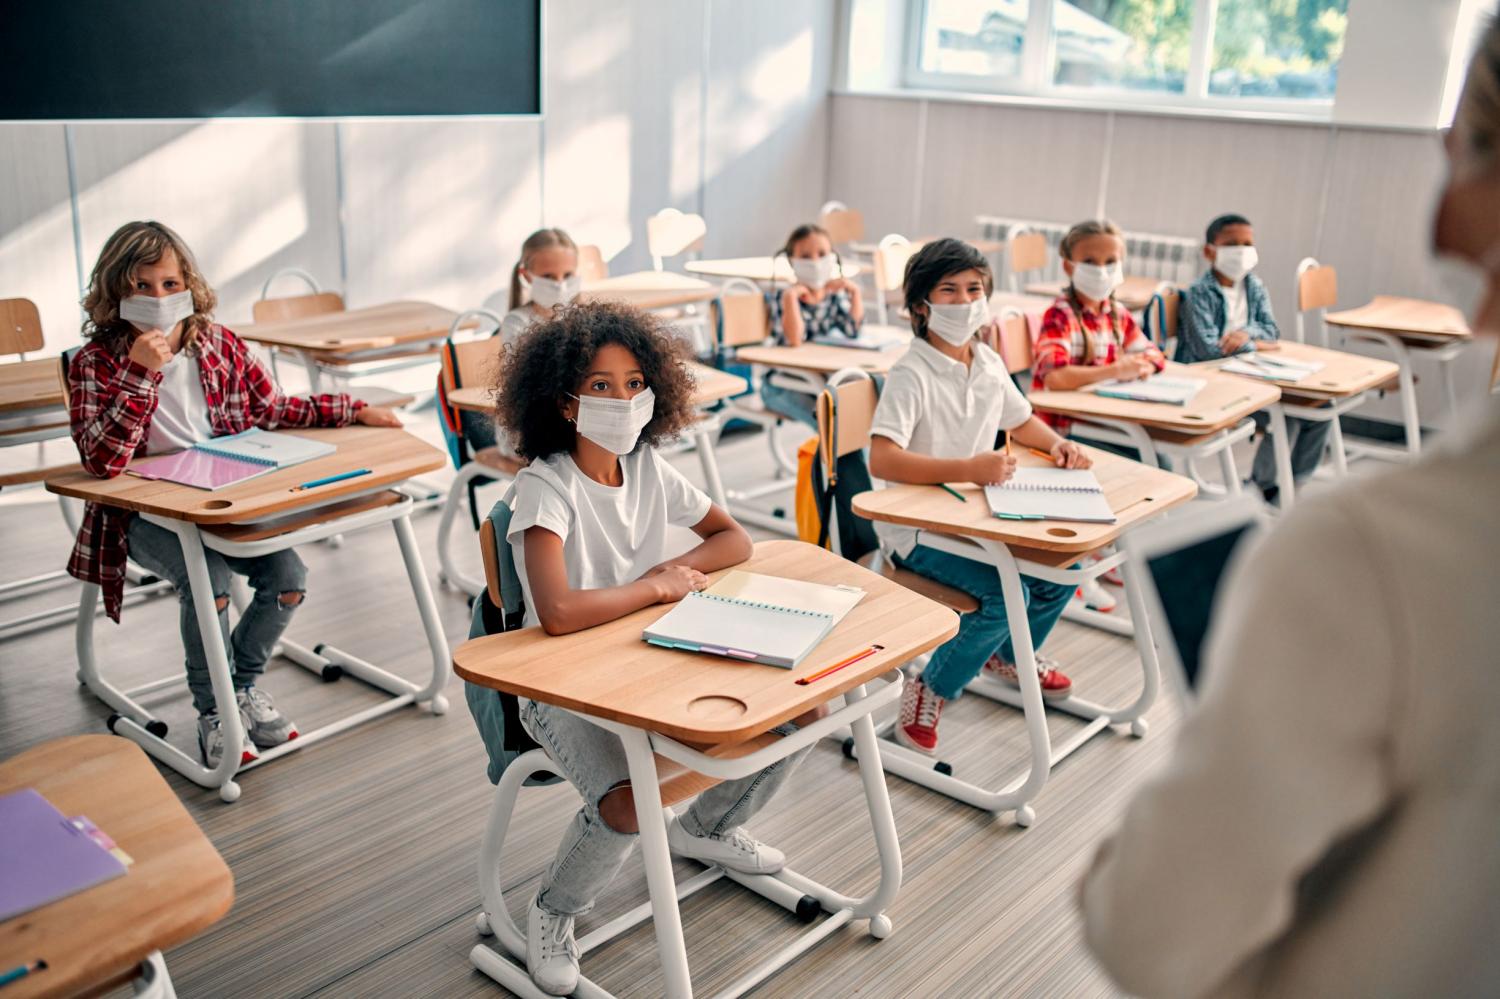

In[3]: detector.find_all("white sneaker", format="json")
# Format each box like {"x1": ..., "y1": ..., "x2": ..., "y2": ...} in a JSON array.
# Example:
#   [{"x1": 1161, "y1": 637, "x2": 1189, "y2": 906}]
[
  {"x1": 236, "y1": 687, "x2": 298, "y2": 749},
  {"x1": 196, "y1": 713, "x2": 259, "y2": 769},
  {"x1": 1076, "y1": 578, "x2": 1117, "y2": 613},
  {"x1": 666, "y1": 815, "x2": 785, "y2": 875},
  {"x1": 526, "y1": 896, "x2": 579, "y2": 996}
]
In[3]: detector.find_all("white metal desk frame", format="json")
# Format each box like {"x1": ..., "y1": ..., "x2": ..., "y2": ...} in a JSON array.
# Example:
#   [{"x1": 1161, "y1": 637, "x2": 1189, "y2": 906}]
[
  {"x1": 470, "y1": 676, "x2": 905, "y2": 999},
  {"x1": 74, "y1": 488, "x2": 451, "y2": 803}
]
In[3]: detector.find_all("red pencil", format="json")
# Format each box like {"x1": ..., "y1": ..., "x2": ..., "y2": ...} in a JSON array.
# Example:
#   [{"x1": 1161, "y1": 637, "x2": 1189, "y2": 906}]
[{"x1": 796, "y1": 644, "x2": 885, "y2": 685}]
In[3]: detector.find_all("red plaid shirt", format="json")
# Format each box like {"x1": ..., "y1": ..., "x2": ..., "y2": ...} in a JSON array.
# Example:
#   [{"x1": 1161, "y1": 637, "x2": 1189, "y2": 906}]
[
  {"x1": 1032, "y1": 296, "x2": 1165, "y2": 433},
  {"x1": 67, "y1": 324, "x2": 364, "y2": 621}
]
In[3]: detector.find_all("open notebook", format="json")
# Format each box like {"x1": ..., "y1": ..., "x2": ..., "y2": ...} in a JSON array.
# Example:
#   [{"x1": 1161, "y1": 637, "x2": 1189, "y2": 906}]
[
  {"x1": 643, "y1": 570, "x2": 865, "y2": 669},
  {"x1": 128, "y1": 428, "x2": 336, "y2": 491},
  {"x1": 1222, "y1": 353, "x2": 1325, "y2": 382},
  {"x1": 985, "y1": 467, "x2": 1117, "y2": 524},
  {"x1": 809, "y1": 325, "x2": 908, "y2": 352},
  {"x1": 1092, "y1": 375, "x2": 1206, "y2": 406}
]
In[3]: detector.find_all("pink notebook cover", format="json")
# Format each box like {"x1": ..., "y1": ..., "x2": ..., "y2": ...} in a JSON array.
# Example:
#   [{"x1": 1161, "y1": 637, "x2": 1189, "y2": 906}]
[{"x1": 128, "y1": 449, "x2": 270, "y2": 490}]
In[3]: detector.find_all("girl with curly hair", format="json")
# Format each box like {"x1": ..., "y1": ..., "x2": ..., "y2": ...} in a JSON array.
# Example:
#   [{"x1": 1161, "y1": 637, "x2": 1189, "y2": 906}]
[{"x1": 484, "y1": 301, "x2": 815, "y2": 995}]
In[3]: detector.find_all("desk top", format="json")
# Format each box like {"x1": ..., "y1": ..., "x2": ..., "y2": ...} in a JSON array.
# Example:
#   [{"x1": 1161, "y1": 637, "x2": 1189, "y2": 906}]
[
  {"x1": 1025, "y1": 276, "x2": 1161, "y2": 312},
  {"x1": 1028, "y1": 361, "x2": 1280, "y2": 434},
  {"x1": 1209, "y1": 341, "x2": 1400, "y2": 400},
  {"x1": 46, "y1": 426, "x2": 444, "y2": 524},
  {"x1": 1324, "y1": 295, "x2": 1471, "y2": 342},
  {"x1": 446, "y1": 362, "x2": 747, "y2": 415},
  {"x1": 685, "y1": 257, "x2": 863, "y2": 284},
  {"x1": 580, "y1": 271, "x2": 719, "y2": 311},
  {"x1": 453, "y1": 540, "x2": 959, "y2": 743},
  {"x1": 237, "y1": 302, "x2": 465, "y2": 353},
  {"x1": 0, "y1": 359, "x2": 65, "y2": 415},
  {"x1": 0, "y1": 736, "x2": 233, "y2": 999},
  {"x1": 735, "y1": 342, "x2": 907, "y2": 376},
  {"x1": 853, "y1": 447, "x2": 1197, "y2": 555}
]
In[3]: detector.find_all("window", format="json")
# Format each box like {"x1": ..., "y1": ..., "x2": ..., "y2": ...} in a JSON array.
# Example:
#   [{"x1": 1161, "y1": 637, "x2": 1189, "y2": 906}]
[
  {"x1": 1051, "y1": 0, "x2": 1193, "y2": 95},
  {"x1": 1208, "y1": 0, "x2": 1346, "y2": 100},
  {"x1": 914, "y1": 0, "x2": 1031, "y2": 84}
]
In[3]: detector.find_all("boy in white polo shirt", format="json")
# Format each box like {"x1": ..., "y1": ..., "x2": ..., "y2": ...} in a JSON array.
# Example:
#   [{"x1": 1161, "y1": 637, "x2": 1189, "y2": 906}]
[{"x1": 869, "y1": 238, "x2": 1092, "y2": 756}]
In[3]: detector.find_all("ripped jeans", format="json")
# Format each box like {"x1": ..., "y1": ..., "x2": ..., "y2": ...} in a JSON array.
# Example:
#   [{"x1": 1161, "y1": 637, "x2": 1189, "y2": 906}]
[
  {"x1": 521, "y1": 698, "x2": 813, "y2": 916},
  {"x1": 126, "y1": 515, "x2": 307, "y2": 717}
]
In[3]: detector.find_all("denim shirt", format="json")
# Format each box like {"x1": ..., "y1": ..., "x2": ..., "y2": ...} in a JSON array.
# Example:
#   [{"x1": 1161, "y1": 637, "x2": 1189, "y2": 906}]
[{"x1": 1176, "y1": 269, "x2": 1280, "y2": 363}]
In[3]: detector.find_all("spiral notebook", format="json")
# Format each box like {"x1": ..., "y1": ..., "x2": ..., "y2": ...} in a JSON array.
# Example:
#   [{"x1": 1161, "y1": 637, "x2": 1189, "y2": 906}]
[
  {"x1": 1092, "y1": 375, "x2": 1206, "y2": 405},
  {"x1": 984, "y1": 467, "x2": 1117, "y2": 524},
  {"x1": 644, "y1": 570, "x2": 865, "y2": 669},
  {"x1": 128, "y1": 429, "x2": 336, "y2": 491},
  {"x1": 1222, "y1": 354, "x2": 1325, "y2": 382}
]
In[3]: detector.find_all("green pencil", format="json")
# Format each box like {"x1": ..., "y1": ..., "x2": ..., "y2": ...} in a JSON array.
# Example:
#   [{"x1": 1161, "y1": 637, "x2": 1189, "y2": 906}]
[{"x1": 938, "y1": 483, "x2": 968, "y2": 502}]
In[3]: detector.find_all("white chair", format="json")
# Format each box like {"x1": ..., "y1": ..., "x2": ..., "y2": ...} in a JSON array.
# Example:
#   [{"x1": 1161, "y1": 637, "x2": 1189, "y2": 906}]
[
  {"x1": 871, "y1": 235, "x2": 915, "y2": 326},
  {"x1": 646, "y1": 208, "x2": 707, "y2": 272}
]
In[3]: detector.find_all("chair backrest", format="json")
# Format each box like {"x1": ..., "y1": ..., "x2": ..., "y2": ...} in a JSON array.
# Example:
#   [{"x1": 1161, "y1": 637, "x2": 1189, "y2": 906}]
[
  {"x1": 1295, "y1": 257, "x2": 1337, "y2": 345},
  {"x1": 437, "y1": 309, "x2": 505, "y2": 467},
  {"x1": 474, "y1": 493, "x2": 524, "y2": 622},
  {"x1": 873, "y1": 235, "x2": 915, "y2": 294},
  {"x1": 1142, "y1": 284, "x2": 1181, "y2": 353},
  {"x1": 252, "y1": 291, "x2": 345, "y2": 324},
  {"x1": 577, "y1": 244, "x2": 608, "y2": 281},
  {"x1": 58, "y1": 346, "x2": 80, "y2": 408},
  {"x1": 1007, "y1": 230, "x2": 1049, "y2": 293},
  {"x1": 816, "y1": 370, "x2": 879, "y2": 471},
  {"x1": 0, "y1": 298, "x2": 44, "y2": 356},
  {"x1": 647, "y1": 209, "x2": 707, "y2": 270},
  {"x1": 988, "y1": 306, "x2": 1034, "y2": 375},
  {"x1": 714, "y1": 290, "x2": 771, "y2": 349},
  {"x1": 820, "y1": 207, "x2": 866, "y2": 245}
]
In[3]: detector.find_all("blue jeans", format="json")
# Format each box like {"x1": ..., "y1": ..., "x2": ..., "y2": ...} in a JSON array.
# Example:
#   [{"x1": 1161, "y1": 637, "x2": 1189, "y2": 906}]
[
  {"x1": 1251, "y1": 411, "x2": 1332, "y2": 492},
  {"x1": 759, "y1": 379, "x2": 819, "y2": 429},
  {"x1": 895, "y1": 543, "x2": 1074, "y2": 701},
  {"x1": 126, "y1": 516, "x2": 307, "y2": 716}
]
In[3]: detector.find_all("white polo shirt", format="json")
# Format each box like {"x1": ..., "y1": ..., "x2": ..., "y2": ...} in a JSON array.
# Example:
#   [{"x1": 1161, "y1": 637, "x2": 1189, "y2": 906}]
[{"x1": 869, "y1": 336, "x2": 1033, "y2": 558}]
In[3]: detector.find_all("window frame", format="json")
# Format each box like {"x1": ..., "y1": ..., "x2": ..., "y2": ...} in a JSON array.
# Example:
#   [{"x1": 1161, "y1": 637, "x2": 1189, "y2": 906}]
[{"x1": 901, "y1": 0, "x2": 1338, "y2": 120}]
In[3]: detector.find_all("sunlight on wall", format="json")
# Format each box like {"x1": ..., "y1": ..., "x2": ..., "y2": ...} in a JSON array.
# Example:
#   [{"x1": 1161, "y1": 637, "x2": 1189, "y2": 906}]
[
  {"x1": 712, "y1": 30, "x2": 815, "y2": 164},
  {"x1": 0, "y1": 198, "x2": 83, "y2": 356},
  {"x1": 546, "y1": 114, "x2": 635, "y2": 263}
]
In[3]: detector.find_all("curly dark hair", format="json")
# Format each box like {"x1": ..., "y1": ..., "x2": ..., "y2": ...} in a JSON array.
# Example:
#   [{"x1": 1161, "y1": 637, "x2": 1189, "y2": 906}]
[{"x1": 495, "y1": 301, "x2": 699, "y2": 461}]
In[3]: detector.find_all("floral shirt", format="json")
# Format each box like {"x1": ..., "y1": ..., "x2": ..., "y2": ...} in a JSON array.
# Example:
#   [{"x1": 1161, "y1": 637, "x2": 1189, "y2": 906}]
[{"x1": 769, "y1": 287, "x2": 858, "y2": 343}]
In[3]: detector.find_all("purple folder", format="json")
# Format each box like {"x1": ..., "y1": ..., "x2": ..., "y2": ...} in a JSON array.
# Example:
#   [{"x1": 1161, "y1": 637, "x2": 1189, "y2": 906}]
[
  {"x1": 0, "y1": 788, "x2": 127, "y2": 922},
  {"x1": 126, "y1": 448, "x2": 270, "y2": 491}
]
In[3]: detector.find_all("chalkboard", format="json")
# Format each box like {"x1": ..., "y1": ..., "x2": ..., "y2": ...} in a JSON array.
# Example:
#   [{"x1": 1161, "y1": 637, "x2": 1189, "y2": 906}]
[{"x1": 0, "y1": 0, "x2": 541, "y2": 119}]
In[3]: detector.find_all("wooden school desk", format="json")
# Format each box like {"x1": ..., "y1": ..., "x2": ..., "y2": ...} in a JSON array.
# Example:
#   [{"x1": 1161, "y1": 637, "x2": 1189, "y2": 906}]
[
  {"x1": 1028, "y1": 360, "x2": 1293, "y2": 506},
  {"x1": 1324, "y1": 295, "x2": 1473, "y2": 453},
  {"x1": 581, "y1": 271, "x2": 721, "y2": 311},
  {"x1": 0, "y1": 358, "x2": 68, "y2": 445},
  {"x1": 852, "y1": 447, "x2": 1197, "y2": 821},
  {"x1": 46, "y1": 426, "x2": 452, "y2": 803},
  {"x1": 454, "y1": 539, "x2": 958, "y2": 999},
  {"x1": 1025, "y1": 276, "x2": 1160, "y2": 313},
  {"x1": 239, "y1": 301, "x2": 470, "y2": 393},
  {"x1": 436, "y1": 363, "x2": 749, "y2": 597},
  {"x1": 0, "y1": 735, "x2": 233, "y2": 999},
  {"x1": 684, "y1": 257, "x2": 863, "y2": 285}
]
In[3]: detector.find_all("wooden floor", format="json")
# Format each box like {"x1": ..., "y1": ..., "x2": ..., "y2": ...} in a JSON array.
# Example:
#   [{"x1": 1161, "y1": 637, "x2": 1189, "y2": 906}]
[{"x1": 0, "y1": 406, "x2": 1188, "y2": 999}]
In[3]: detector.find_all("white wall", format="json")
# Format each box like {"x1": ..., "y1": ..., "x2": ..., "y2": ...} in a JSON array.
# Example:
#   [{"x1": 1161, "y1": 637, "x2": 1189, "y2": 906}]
[{"x1": 0, "y1": 0, "x2": 837, "y2": 357}]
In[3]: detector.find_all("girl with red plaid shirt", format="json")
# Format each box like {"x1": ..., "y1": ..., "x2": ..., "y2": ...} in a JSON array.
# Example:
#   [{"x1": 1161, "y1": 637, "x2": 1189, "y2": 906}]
[{"x1": 66, "y1": 221, "x2": 402, "y2": 768}]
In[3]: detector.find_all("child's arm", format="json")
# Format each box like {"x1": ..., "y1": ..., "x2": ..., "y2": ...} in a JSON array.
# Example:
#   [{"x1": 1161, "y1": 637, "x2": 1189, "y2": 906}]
[
  {"x1": 1177, "y1": 286, "x2": 1230, "y2": 363},
  {"x1": 1119, "y1": 311, "x2": 1167, "y2": 371},
  {"x1": 1243, "y1": 277, "x2": 1281, "y2": 347},
  {"x1": 829, "y1": 279, "x2": 865, "y2": 327},
  {"x1": 1035, "y1": 307, "x2": 1150, "y2": 390},
  {"x1": 69, "y1": 339, "x2": 168, "y2": 478},
  {"x1": 779, "y1": 286, "x2": 810, "y2": 346},
  {"x1": 1008, "y1": 416, "x2": 1092, "y2": 469},
  {"x1": 643, "y1": 504, "x2": 752, "y2": 576},
  {"x1": 523, "y1": 526, "x2": 704, "y2": 636},
  {"x1": 870, "y1": 435, "x2": 1015, "y2": 488}
]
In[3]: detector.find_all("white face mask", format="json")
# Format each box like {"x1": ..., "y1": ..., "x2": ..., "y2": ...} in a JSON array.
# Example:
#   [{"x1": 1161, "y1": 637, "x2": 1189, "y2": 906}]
[
  {"x1": 1213, "y1": 246, "x2": 1258, "y2": 282},
  {"x1": 120, "y1": 290, "x2": 194, "y2": 334},
  {"x1": 924, "y1": 296, "x2": 990, "y2": 346},
  {"x1": 529, "y1": 275, "x2": 581, "y2": 310},
  {"x1": 790, "y1": 254, "x2": 839, "y2": 289},
  {"x1": 1071, "y1": 262, "x2": 1123, "y2": 302},
  {"x1": 570, "y1": 387, "x2": 655, "y2": 455}
]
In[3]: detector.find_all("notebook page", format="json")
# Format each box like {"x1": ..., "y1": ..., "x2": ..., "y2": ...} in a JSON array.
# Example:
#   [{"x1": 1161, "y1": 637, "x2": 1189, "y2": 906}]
[
  {"x1": 0, "y1": 789, "x2": 127, "y2": 922},
  {"x1": 1093, "y1": 376, "x2": 1206, "y2": 405},
  {"x1": 194, "y1": 428, "x2": 337, "y2": 468},
  {"x1": 644, "y1": 593, "x2": 834, "y2": 668},
  {"x1": 985, "y1": 467, "x2": 1116, "y2": 523},
  {"x1": 706, "y1": 571, "x2": 865, "y2": 627},
  {"x1": 127, "y1": 448, "x2": 271, "y2": 490}
]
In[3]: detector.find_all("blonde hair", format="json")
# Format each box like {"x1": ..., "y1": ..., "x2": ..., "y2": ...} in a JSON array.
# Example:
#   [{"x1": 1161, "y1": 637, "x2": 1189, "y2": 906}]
[
  {"x1": 81, "y1": 221, "x2": 217, "y2": 356},
  {"x1": 1454, "y1": 18, "x2": 1500, "y2": 168},
  {"x1": 1059, "y1": 219, "x2": 1126, "y2": 365},
  {"x1": 509, "y1": 228, "x2": 579, "y2": 311}
]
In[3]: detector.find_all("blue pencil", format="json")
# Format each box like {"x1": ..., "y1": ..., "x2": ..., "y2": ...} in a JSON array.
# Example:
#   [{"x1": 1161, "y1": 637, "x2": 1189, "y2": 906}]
[{"x1": 292, "y1": 468, "x2": 371, "y2": 492}]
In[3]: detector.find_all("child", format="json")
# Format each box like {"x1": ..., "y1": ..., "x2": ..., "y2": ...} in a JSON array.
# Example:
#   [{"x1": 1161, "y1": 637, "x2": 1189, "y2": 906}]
[
  {"x1": 486, "y1": 301, "x2": 813, "y2": 995},
  {"x1": 1179, "y1": 213, "x2": 1332, "y2": 501},
  {"x1": 869, "y1": 238, "x2": 1091, "y2": 756},
  {"x1": 761, "y1": 223, "x2": 864, "y2": 427},
  {"x1": 67, "y1": 221, "x2": 403, "y2": 767},
  {"x1": 461, "y1": 228, "x2": 582, "y2": 452},
  {"x1": 1034, "y1": 220, "x2": 1167, "y2": 611}
]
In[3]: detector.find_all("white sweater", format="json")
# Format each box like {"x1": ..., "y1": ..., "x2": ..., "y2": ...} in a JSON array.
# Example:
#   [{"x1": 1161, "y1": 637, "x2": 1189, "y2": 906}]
[{"x1": 1081, "y1": 393, "x2": 1500, "y2": 998}]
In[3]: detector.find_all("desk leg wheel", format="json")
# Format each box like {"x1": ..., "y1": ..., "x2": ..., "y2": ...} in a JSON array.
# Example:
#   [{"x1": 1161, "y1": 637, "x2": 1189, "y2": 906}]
[
  {"x1": 320, "y1": 665, "x2": 344, "y2": 682},
  {"x1": 218, "y1": 781, "x2": 242, "y2": 803},
  {"x1": 795, "y1": 895, "x2": 821, "y2": 923},
  {"x1": 868, "y1": 914, "x2": 893, "y2": 939},
  {"x1": 1014, "y1": 806, "x2": 1036, "y2": 828},
  {"x1": 326, "y1": 534, "x2": 345, "y2": 549},
  {"x1": 475, "y1": 911, "x2": 493, "y2": 936},
  {"x1": 841, "y1": 737, "x2": 856, "y2": 760},
  {"x1": 934, "y1": 761, "x2": 953, "y2": 777},
  {"x1": 1130, "y1": 718, "x2": 1149, "y2": 738},
  {"x1": 145, "y1": 719, "x2": 169, "y2": 739},
  {"x1": 106, "y1": 712, "x2": 121, "y2": 734},
  {"x1": 772, "y1": 506, "x2": 787, "y2": 519},
  {"x1": 430, "y1": 694, "x2": 450, "y2": 716}
]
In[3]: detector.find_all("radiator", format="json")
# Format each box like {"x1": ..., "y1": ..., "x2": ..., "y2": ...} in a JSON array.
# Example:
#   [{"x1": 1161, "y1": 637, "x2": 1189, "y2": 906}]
[{"x1": 976, "y1": 215, "x2": 1204, "y2": 293}]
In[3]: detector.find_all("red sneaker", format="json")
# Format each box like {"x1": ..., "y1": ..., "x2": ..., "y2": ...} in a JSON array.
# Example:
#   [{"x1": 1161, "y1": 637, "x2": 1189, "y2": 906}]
[
  {"x1": 895, "y1": 678, "x2": 945, "y2": 756},
  {"x1": 983, "y1": 654, "x2": 1074, "y2": 701}
]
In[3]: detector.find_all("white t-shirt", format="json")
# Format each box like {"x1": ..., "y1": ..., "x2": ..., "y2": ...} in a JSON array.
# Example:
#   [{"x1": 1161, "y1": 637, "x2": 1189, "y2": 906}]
[
  {"x1": 499, "y1": 306, "x2": 543, "y2": 348},
  {"x1": 506, "y1": 447, "x2": 713, "y2": 629},
  {"x1": 145, "y1": 350, "x2": 213, "y2": 454},
  {"x1": 1219, "y1": 279, "x2": 1249, "y2": 337},
  {"x1": 869, "y1": 337, "x2": 1034, "y2": 558}
]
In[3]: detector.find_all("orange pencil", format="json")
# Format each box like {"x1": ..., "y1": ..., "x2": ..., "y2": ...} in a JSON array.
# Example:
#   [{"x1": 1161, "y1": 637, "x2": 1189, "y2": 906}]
[
  {"x1": 796, "y1": 644, "x2": 885, "y2": 685},
  {"x1": 1027, "y1": 446, "x2": 1054, "y2": 461}
]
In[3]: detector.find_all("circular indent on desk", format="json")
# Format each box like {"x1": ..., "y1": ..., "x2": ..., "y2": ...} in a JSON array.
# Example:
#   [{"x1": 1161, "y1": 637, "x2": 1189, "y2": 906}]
[
  {"x1": 1182, "y1": 413, "x2": 1206, "y2": 421},
  {"x1": 200, "y1": 499, "x2": 234, "y2": 510},
  {"x1": 1046, "y1": 527, "x2": 1077, "y2": 538},
  {"x1": 686, "y1": 695, "x2": 748, "y2": 720}
]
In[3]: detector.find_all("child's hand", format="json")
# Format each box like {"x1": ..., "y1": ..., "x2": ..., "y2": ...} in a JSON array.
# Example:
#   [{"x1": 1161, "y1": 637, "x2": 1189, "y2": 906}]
[
  {"x1": 648, "y1": 564, "x2": 708, "y2": 603},
  {"x1": 826, "y1": 277, "x2": 855, "y2": 296},
  {"x1": 1220, "y1": 329, "x2": 1251, "y2": 354},
  {"x1": 791, "y1": 284, "x2": 817, "y2": 304},
  {"x1": 1255, "y1": 339, "x2": 1281, "y2": 351},
  {"x1": 1110, "y1": 357, "x2": 1154, "y2": 381},
  {"x1": 355, "y1": 406, "x2": 403, "y2": 427},
  {"x1": 1051, "y1": 439, "x2": 1091, "y2": 469},
  {"x1": 127, "y1": 330, "x2": 173, "y2": 372},
  {"x1": 968, "y1": 450, "x2": 1017, "y2": 486}
]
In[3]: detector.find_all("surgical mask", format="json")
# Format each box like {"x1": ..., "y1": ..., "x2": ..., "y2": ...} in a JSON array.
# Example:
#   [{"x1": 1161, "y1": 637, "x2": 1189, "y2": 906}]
[
  {"x1": 569, "y1": 387, "x2": 655, "y2": 455},
  {"x1": 1071, "y1": 263, "x2": 1123, "y2": 302},
  {"x1": 1213, "y1": 246, "x2": 1258, "y2": 282},
  {"x1": 790, "y1": 254, "x2": 839, "y2": 289},
  {"x1": 529, "y1": 275, "x2": 581, "y2": 309},
  {"x1": 120, "y1": 291, "x2": 194, "y2": 334},
  {"x1": 925, "y1": 297, "x2": 990, "y2": 346}
]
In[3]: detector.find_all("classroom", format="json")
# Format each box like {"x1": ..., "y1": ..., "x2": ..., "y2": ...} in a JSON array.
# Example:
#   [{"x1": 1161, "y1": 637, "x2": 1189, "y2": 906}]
[{"x1": 2, "y1": 1, "x2": 1497, "y2": 996}]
